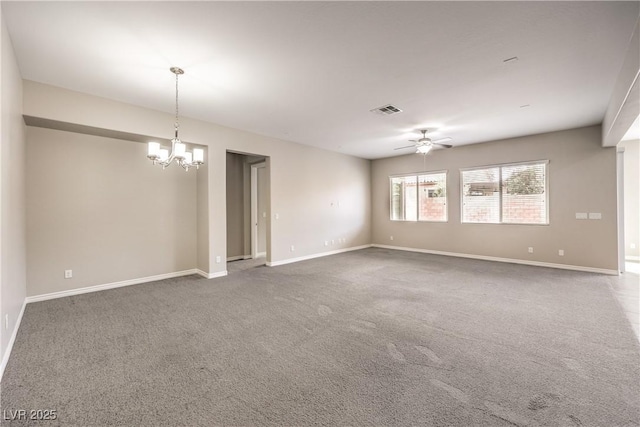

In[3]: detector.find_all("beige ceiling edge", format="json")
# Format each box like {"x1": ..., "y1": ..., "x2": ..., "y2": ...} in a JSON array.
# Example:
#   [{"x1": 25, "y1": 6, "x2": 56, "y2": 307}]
[
  {"x1": 21, "y1": 80, "x2": 287, "y2": 159},
  {"x1": 603, "y1": 15, "x2": 640, "y2": 147},
  {"x1": 23, "y1": 116, "x2": 172, "y2": 146},
  {"x1": 22, "y1": 80, "x2": 193, "y2": 146}
]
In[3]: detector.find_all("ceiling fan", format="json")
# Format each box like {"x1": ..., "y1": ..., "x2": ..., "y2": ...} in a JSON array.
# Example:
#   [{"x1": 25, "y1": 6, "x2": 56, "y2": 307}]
[{"x1": 394, "y1": 129, "x2": 453, "y2": 154}]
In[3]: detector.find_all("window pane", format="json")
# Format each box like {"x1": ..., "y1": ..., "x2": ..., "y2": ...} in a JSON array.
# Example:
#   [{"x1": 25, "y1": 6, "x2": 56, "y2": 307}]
[
  {"x1": 390, "y1": 176, "x2": 417, "y2": 221},
  {"x1": 418, "y1": 172, "x2": 447, "y2": 221},
  {"x1": 462, "y1": 168, "x2": 500, "y2": 223},
  {"x1": 502, "y1": 163, "x2": 546, "y2": 224},
  {"x1": 390, "y1": 177, "x2": 404, "y2": 220}
]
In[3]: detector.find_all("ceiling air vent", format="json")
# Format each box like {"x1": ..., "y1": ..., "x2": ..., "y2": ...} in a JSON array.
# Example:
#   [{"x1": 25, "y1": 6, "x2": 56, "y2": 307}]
[{"x1": 370, "y1": 104, "x2": 403, "y2": 115}]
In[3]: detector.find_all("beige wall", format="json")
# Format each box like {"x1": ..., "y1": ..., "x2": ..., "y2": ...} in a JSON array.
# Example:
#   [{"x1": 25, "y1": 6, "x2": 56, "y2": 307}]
[
  {"x1": 226, "y1": 152, "x2": 245, "y2": 259},
  {"x1": 621, "y1": 139, "x2": 640, "y2": 259},
  {"x1": 0, "y1": 15, "x2": 27, "y2": 372},
  {"x1": 22, "y1": 80, "x2": 371, "y2": 288},
  {"x1": 26, "y1": 127, "x2": 197, "y2": 296},
  {"x1": 372, "y1": 126, "x2": 618, "y2": 271}
]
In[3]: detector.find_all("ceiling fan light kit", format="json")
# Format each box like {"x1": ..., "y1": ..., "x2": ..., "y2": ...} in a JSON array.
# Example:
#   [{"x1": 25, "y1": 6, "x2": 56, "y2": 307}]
[
  {"x1": 416, "y1": 145, "x2": 433, "y2": 154},
  {"x1": 147, "y1": 67, "x2": 204, "y2": 171},
  {"x1": 394, "y1": 129, "x2": 453, "y2": 155}
]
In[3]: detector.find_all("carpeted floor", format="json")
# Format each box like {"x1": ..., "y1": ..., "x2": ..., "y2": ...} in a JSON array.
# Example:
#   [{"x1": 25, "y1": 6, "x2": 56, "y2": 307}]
[
  {"x1": 2, "y1": 248, "x2": 639, "y2": 426},
  {"x1": 227, "y1": 257, "x2": 266, "y2": 274}
]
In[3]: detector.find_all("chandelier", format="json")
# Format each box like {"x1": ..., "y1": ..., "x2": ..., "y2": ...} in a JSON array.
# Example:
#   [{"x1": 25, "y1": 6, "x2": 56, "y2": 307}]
[{"x1": 147, "y1": 67, "x2": 204, "y2": 170}]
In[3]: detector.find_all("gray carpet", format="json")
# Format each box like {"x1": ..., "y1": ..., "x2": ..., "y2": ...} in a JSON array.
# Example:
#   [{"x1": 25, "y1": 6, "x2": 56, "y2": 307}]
[
  {"x1": 227, "y1": 257, "x2": 266, "y2": 274},
  {"x1": 2, "y1": 248, "x2": 639, "y2": 426}
]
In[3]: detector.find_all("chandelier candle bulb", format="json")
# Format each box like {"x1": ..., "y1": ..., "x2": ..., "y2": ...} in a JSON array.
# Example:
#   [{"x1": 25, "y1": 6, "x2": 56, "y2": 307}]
[
  {"x1": 193, "y1": 148, "x2": 204, "y2": 163},
  {"x1": 159, "y1": 148, "x2": 169, "y2": 162},
  {"x1": 184, "y1": 152, "x2": 193, "y2": 164},
  {"x1": 148, "y1": 142, "x2": 160, "y2": 158},
  {"x1": 174, "y1": 142, "x2": 186, "y2": 159}
]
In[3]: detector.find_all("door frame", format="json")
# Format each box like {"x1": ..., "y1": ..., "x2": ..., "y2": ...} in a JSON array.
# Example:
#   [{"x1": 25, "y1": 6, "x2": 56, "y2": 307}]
[
  {"x1": 617, "y1": 147, "x2": 625, "y2": 273},
  {"x1": 251, "y1": 162, "x2": 266, "y2": 258}
]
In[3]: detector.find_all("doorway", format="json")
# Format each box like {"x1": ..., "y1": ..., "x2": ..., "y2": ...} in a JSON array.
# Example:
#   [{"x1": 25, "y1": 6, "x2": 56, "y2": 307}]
[
  {"x1": 225, "y1": 152, "x2": 269, "y2": 273},
  {"x1": 618, "y1": 138, "x2": 640, "y2": 273}
]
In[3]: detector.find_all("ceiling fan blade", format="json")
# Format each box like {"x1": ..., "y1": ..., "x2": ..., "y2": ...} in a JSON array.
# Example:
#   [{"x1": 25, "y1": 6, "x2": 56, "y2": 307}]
[
  {"x1": 433, "y1": 137, "x2": 452, "y2": 144},
  {"x1": 394, "y1": 145, "x2": 417, "y2": 150},
  {"x1": 408, "y1": 139, "x2": 418, "y2": 143},
  {"x1": 432, "y1": 142, "x2": 453, "y2": 148}
]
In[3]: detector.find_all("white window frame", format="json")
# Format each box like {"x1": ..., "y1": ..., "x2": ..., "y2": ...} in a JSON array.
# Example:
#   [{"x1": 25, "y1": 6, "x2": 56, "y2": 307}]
[
  {"x1": 460, "y1": 160, "x2": 549, "y2": 225},
  {"x1": 389, "y1": 170, "x2": 448, "y2": 222}
]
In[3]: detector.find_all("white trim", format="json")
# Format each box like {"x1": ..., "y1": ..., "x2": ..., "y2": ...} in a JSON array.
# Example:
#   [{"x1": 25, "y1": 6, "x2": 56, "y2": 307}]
[
  {"x1": 256, "y1": 251, "x2": 266, "y2": 258},
  {"x1": 625, "y1": 256, "x2": 640, "y2": 262},
  {"x1": 267, "y1": 245, "x2": 372, "y2": 267},
  {"x1": 459, "y1": 159, "x2": 550, "y2": 172},
  {"x1": 617, "y1": 149, "x2": 626, "y2": 273},
  {"x1": 0, "y1": 299, "x2": 27, "y2": 382},
  {"x1": 243, "y1": 255, "x2": 252, "y2": 260},
  {"x1": 389, "y1": 169, "x2": 448, "y2": 179},
  {"x1": 226, "y1": 255, "x2": 246, "y2": 262},
  {"x1": 26, "y1": 269, "x2": 199, "y2": 303},
  {"x1": 251, "y1": 162, "x2": 266, "y2": 260},
  {"x1": 371, "y1": 244, "x2": 619, "y2": 276},
  {"x1": 196, "y1": 269, "x2": 228, "y2": 279}
]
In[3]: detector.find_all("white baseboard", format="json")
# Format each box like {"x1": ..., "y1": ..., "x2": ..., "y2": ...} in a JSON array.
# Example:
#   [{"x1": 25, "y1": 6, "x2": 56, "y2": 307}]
[
  {"x1": 267, "y1": 244, "x2": 372, "y2": 267},
  {"x1": 0, "y1": 299, "x2": 27, "y2": 383},
  {"x1": 26, "y1": 269, "x2": 199, "y2": 303},
  {"x1": 196, "y1": 269, "x2": 228, "y2": 279},
  {"x1": 256, "y1": 252, "x2": 266, "y2": 259},
  {"x1": 625, "y1": 256, "x2": 640, "y2": 262},
  {"x1": 243, "y1": 255, "x2": 252, "y2": 260},
  {"x1": 372, "y1": 244, "x2": 619, "y2": 276}
]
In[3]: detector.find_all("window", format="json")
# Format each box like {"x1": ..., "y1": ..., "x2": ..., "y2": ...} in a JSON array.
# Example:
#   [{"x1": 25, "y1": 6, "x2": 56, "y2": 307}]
[
  {"x1": 390, "y1": 172, "x2": 447, "y2": 222},
  {"x1": 461, "y1": 161, "x2": 548, "y2": 224}
]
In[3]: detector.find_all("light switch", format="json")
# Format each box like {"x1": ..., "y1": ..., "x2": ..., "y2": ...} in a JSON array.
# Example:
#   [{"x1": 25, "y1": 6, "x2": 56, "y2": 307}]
[
  {"x1": 588, "y1": 213, "x2": 602, "y2": 220},
  {"x1": 575, "y1": 213, "x2": 588, "y2": 220}
]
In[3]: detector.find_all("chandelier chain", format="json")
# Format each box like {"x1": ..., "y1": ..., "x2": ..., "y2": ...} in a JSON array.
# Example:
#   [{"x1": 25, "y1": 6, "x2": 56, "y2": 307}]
[{"x1": 175, "y1": 71, "x2": 180, "y2": 132}]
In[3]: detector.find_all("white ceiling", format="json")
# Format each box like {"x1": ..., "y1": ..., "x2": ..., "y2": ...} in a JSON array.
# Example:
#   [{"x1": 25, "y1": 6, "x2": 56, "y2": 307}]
[{"x1": 3, "y1": 1, "x2": 639, "y2": 159}]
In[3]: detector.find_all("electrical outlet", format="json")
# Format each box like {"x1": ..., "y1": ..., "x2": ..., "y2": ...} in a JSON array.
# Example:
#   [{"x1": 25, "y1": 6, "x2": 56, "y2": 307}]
[
  {"x1": 324, "y1": 240, "x2": 329, "y2": 246},
  {"x1": 528, "y1": 247, "x2": 534, "y2": 254},
  {"x1": 64, "y1": 269, "x2": 73, "y2": 279},
  {"x1": 216, "y1": 256, "x2": 221, "y2": 263},
  {"x1": 390, "y1": 236, "x2": 394, "y2": 241},
  {"x1": 559, "y1": 249, "x2": 564, "y2": 256},
  {"x1": 290, "y1": 245, "x2": 295, "y2": 252}
]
